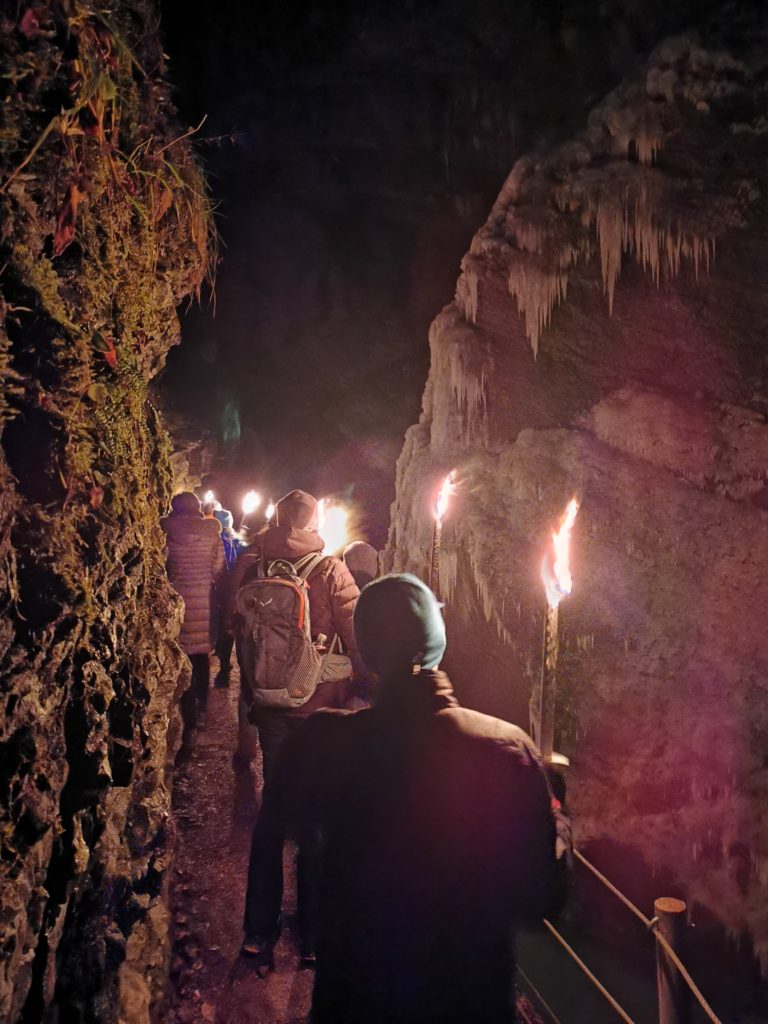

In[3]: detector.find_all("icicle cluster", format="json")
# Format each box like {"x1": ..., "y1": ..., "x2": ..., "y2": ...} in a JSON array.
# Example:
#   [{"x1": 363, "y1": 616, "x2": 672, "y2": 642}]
[
  {"x1": 457, "y1": 34, "x2": 756, "y2": 356},
  {"x1": 430, "y1": 310, "x2": 489, "y2": 448}
]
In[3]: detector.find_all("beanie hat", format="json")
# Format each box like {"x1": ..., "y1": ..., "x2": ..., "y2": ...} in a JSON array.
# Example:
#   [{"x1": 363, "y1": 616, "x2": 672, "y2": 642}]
[
  {"x1": 171, "y1": 491, "x2": 201, "y2": 515},
  {"x1": 275, "y1": 489, "x2": 319, "y2": 531},
  {"x1": 353, "y1": 573, "x2": 446, "y2": 676},
  {"x1": 343, "y1": 541, "x2": 379, "y2": 579},
  {"x1": 214, "y1": 508, "x2": 234, "y2": 531}
]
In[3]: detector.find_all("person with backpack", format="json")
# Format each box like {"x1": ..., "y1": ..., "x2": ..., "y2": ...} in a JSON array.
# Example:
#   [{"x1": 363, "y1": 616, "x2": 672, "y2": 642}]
[
  {"x1": 243, "y1": 573, "x2": 571, "y2": 1019},
  {"x1": 212, "y1": 507, "x2": 245, "y2": 688},
  {"x1": 228, "y1": 488, "x2": 360, "y2": 963},
  {"x1": 226, "y1": 488, "x2": 360, "y2": 774}
]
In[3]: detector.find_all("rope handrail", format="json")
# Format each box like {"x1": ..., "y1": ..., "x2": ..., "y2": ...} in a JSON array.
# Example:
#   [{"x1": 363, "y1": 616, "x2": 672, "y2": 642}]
[
  {"x1": 542, "y1": 918, "x2": 637, "y2": 1024},
  {"x1": 571, "y1": 848, "x2": 724, "y2": 1024},
  {"x1": 573, "y1": 849, "x2": 653, "y2": 927}
]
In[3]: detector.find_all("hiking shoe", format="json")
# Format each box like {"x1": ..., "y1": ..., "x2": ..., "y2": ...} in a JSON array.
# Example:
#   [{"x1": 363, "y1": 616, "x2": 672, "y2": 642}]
[
  {"x1": 214, "y1": 671, "x2": 230, "y2": 689},
  {"x1": 240, "y1": 934, "x2": 275, "y2": 971}
]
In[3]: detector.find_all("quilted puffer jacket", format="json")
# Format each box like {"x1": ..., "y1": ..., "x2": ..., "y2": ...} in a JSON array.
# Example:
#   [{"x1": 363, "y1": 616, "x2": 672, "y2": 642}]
[
  {"x1": 162, "y1": 499, "x2": 226, "y2": 655},
  {"x1": 226, "y1": 523, "x2": 360, "y2": 714}
]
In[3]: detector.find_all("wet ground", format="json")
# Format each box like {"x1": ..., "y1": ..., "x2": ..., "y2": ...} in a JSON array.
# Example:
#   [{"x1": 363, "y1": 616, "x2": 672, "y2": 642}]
[{"x1": 167, "y1": 665, "x2": 313, "y2": 1024}]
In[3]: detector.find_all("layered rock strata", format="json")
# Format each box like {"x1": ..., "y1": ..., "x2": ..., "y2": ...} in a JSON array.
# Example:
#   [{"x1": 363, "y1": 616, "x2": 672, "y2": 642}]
[
  {"x1": 0, "y1": 2, "x2": 212, "y2": 1020},
  {"x1": 387, "y1": 31, "x2": 768, "y2": 982}
]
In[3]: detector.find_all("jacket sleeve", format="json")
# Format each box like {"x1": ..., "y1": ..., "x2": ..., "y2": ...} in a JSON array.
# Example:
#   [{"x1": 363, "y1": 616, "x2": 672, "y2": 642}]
[
  {"x1": 211, "y1": 528, "x2": 226, "y2": 587},
  {"x1": 328, "y1": 559, "x2": 360, "y2": 653},
  {"x1": 505, "y1": 746, "x2": 572, "y2": 925}
]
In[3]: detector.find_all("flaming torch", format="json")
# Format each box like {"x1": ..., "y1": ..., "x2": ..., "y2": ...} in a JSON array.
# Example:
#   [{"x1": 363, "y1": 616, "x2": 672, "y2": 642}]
[
  {"x1": 203, "y1": 489, "x2": 215, "y2": 504},
  {"x1": 265, "y1": 500, "x2": 275, "y2": 522},
  {"x1": 538, "y1": 497, "x2": 579, "y2": 764},
  {"x1": 240, "y1": 490, "x2": 261, "y2": 528},
  {"x1": 430, "y1": 470, "x2": 456, "y2": 596},
  {"x1": 318, "y1": 499, "x2": 349, "y2": 554}
]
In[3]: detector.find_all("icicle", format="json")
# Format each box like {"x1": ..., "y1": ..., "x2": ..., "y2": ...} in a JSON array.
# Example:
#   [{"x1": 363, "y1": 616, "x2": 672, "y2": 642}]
[{"x1": 441, "y1": 549, "x2": 459, "y2": 604}]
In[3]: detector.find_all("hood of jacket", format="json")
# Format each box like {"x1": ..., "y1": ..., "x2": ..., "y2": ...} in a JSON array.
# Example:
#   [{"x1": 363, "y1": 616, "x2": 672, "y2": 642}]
[{"x1": 260, "y1": 523, "x2": 324, "y2": 563}]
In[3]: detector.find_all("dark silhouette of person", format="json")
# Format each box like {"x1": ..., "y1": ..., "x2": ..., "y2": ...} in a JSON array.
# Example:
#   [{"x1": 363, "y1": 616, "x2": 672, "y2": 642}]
[
  {"x1": 244, "y1": 573, "x2": 570, "y2": 1022},
  {"x1": 161, "y1": 491, "x2": 225, "y2": 733}
]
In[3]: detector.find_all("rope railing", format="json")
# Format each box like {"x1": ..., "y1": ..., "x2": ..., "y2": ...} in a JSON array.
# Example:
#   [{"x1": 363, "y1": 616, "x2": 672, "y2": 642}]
[
  {"x1": 541, "y1": 917, "x2": 637, "y2": 1024},
  {"x1": 534, "y1": 847, "x2": 724, "y2": 1024}
]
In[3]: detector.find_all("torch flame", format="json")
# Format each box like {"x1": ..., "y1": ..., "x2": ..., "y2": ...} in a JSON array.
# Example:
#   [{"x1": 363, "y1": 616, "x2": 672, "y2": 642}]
[
  {"x1": 265, "y1": 500, "x2": 275, "y2": 521},
  {"x1": 242, "y1": 490, "x2": 261, "y2": 516},
  {"x1": 541, "y1": 497, "x2": 579, "y2": 608},
  {"x1": 434, "y1": 470, "x2": 457, "y2": 523},
  {"x1": 204, "y1": 489, "x2": 215, "y2": 504},
  {"x1": 319, "y1": 501, "x2": 348, "y2": 554}
]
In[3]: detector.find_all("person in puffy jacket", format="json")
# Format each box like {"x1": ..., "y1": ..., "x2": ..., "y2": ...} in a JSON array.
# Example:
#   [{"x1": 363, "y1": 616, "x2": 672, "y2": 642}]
[
  {"x1": 161, "y1": 491, "x2": 226, "y2": 732},
  {"x1": 233, "y1": 489, "x2": 360, "y2": 963},
  {"x1": 243, "y1": 574, "x2": 571, "y2": 1019},
  {"x1": 225, "y1": 488, "x2": 361, "y2": 774}
]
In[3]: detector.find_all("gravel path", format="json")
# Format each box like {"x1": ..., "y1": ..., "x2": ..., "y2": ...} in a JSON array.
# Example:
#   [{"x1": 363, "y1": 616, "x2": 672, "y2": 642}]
[{"x1": 167, "y1": 668, "x2": 313, "y2": 1024}]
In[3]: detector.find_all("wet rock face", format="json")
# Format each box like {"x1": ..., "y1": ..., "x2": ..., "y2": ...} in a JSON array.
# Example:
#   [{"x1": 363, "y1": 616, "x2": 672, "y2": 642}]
[
  {"x1": 388, "y1": 28, "x2": 768, "y2": 980},
  {"x1": 0, "y1": 3, "x2": 211, "y2": 1021}
]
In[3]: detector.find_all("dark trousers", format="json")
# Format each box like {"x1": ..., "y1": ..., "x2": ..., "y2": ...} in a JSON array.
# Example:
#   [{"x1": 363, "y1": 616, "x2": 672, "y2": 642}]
[
  {"x1": 181, "y1": 653, "x2": 210, "y2": 729},
  {"x1": 243, "y1": 712, "x2": 321, "y2": 948},
  {"x1": 215, "y1": 619, "x2": 234, "y2": 674}
]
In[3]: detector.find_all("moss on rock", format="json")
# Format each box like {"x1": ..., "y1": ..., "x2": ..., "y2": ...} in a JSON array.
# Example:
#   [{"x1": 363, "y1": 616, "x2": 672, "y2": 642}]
[{"x1": 0, "y1": 2, "x2": 213, "y2": 1020}]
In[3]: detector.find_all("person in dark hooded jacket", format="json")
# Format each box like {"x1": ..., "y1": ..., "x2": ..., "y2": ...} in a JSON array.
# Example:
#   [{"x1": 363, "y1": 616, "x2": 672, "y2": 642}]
[
  {"x1": 243, "y1": 573, "x2": 570, "y2": 1022},
  {"x1": 161, "y1": 491, "x2": 226, "y2": 731}
]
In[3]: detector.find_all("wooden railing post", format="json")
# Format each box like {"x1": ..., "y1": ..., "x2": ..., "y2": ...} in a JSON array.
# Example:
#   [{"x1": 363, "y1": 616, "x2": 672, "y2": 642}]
[{"x1": 655, "y1": 897, "x2": 690, "y2": 1024}]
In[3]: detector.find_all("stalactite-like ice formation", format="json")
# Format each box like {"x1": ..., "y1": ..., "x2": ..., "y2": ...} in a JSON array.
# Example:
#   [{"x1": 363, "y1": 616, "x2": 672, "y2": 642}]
[{"x1": 462, "y1": 35, "x2": 751, "y2": 356}]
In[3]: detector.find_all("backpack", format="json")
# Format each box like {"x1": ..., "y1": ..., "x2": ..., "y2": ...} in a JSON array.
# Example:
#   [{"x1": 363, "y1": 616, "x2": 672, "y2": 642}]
[{"x1": 235, "y1": 552, "x2": 328, "y2": 712}]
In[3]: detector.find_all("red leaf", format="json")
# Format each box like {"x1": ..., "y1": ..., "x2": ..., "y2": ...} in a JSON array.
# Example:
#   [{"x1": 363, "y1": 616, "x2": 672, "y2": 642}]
[
  {"x1": 89, "y1": 486, "x2": 104, "y2": 509},
  {"x1": 52, "y1": 183, "x2": 84, "y2": 258},
  {"x1": 19, "y1": 8, "x2": 41, "y2": 37},
  {"x1": 101, "y1": 336, "x2": 118, "y2": 369}
]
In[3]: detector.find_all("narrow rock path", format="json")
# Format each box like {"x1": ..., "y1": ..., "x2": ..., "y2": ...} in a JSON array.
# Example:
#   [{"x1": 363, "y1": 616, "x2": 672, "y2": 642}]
[
  {"x1": 167, "y1": 666, "x2": 313, "y2": 1024},
  {"x1": 165, "y1": 664, "x2": 549, "y2": 1024}
]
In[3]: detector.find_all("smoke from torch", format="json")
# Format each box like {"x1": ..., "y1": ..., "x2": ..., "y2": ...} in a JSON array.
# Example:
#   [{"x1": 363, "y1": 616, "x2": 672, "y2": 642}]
[
  {"x1": 430, "y1": 470, "x2": 456, "y2": 596},
  {"x1": 538, "y1": 497, "x2": 579, "y2": 763}
]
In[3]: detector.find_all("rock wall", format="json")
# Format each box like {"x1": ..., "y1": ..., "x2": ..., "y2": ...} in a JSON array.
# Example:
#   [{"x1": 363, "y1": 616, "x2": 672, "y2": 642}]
[
  {"x1": 387, "y1": 29, "x2": 768, "y2": 989},
  {"x1": 0, "y1": 3, "x2": 212, "y2": 1021}
]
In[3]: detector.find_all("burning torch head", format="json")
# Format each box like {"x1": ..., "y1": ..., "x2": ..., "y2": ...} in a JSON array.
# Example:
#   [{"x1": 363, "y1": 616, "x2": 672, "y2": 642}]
[
  {"x1": 434, "y1": 469, "x2": 457, "y2": 522},
  {"x1": 541, "y1": 497, "x2": 579, "y2": 608},
  {"x1": 354, "y1": 573, "x2": 446, "y2": 678}
]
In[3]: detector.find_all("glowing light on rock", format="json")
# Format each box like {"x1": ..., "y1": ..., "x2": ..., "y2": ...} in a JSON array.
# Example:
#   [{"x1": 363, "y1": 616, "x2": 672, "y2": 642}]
[
  {"x1": 319, "y1": 502, "x2": 348, "y2": 554},
  {"x1": 541, "y1": 497, "x2": 579, "y2": 609},
  {"x1": 242, "y1": 490, "x2": 261, "y2": 516}
]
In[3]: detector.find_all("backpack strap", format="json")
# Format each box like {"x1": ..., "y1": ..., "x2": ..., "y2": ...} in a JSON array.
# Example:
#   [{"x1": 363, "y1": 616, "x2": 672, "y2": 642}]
[{"x1": 294, "y1": 552, "x2": 325, "y2": 579}]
